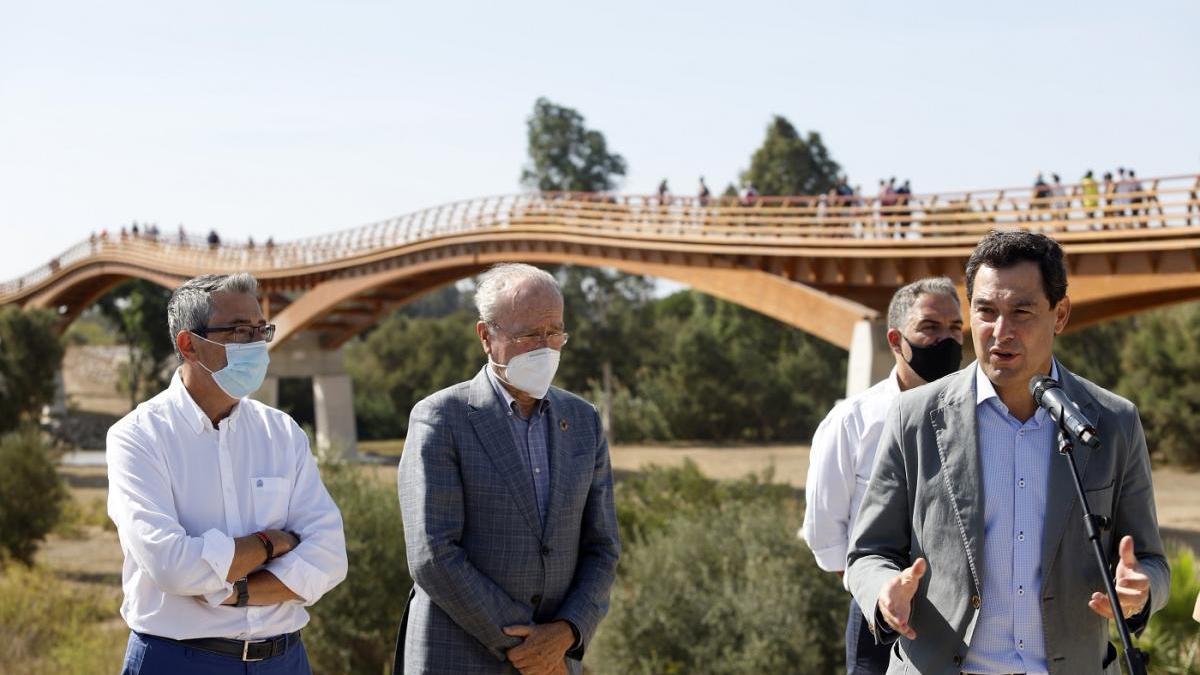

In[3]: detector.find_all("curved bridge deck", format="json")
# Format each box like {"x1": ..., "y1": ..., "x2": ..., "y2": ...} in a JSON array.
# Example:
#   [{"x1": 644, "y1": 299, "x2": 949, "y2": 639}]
[{"x1": 4, "y1": 174, "x2": 1200, "y2": 353}]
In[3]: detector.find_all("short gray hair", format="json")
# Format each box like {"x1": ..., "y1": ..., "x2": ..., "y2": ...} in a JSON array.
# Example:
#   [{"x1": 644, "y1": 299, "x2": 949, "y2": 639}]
[
  {"x1": 886, "y1": 277, "x2": 960, "y2": 330},
  {"x1": 167, "y1": 273, "x2": 258, "y2": 360},
  {"x1": 474, "y1": 263, "x2": 561, "y2": 325}
]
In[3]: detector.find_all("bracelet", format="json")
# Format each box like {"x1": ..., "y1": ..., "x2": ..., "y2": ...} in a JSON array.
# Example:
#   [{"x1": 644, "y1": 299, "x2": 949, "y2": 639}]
[{"x1": 253, "y1": 531, "x2": 275, "y2": 561}]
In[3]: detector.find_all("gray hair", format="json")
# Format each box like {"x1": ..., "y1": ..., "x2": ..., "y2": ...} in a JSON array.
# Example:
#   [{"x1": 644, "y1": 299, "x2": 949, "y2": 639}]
[
  {"x1": 167, "y1": 273, "x2": 258, "y2": 360},
  {"x1": 886, "y1": 277, "x2": 960, "y2": 330},
  {"x1": 474, "y1": 263, "x2": 561, "y2": 325}
]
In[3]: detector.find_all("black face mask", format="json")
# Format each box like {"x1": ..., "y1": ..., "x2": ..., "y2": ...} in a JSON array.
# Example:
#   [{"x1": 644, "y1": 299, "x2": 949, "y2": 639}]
[{"x1": 903, "y1": 336, "x2": 963, "y2": 383}]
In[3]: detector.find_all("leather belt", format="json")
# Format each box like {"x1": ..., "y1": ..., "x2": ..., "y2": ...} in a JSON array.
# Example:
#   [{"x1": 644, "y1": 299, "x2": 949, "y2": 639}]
[{"x1": 143, "y1": 631, "x2": 301, "y2": 662}]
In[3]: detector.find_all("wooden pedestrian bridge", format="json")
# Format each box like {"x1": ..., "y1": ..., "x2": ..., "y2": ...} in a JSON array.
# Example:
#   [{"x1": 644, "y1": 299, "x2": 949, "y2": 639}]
[{"x1": 4, "y1": 173, "x2": 1200, "y2": 451}]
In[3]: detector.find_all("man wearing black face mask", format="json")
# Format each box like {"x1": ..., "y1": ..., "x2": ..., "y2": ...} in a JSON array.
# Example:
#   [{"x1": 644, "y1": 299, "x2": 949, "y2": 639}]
[{"x1": 801, "y1": 277, "x2": 963, "y2": 675}]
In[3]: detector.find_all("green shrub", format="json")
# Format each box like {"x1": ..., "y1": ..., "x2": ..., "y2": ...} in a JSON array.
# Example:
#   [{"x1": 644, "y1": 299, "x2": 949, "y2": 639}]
[
  {"x1": 615, "y1": 459, "x2": 793, "y2": 548},
  {"x1": 589, "y1": 379, "x2": 673, "y2": 443},
  {"x1": 589, "y1": 498, "x2": 844, "y2": 674},
  {"x1": 53, "y1": 496, "x2": 114, "y2": 540},
  {"x1": 0, "y1": 563, "x2": 124, "y2": 674},
  {"x1": 1130, "y1": 546, "x2": 1200, "y2": 673},
  {"x1": 304, "y1": 462, "x2": 410, "y2": 675},
  {"x1": 0, "y1": 427, "x2": 66, "y2": 564}
]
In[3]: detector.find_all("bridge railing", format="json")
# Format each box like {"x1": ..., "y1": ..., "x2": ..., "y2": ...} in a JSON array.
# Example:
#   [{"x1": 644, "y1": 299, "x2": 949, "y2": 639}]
[{"x1": 4, "y1": 174, "x2": 1199, "y2": 300}]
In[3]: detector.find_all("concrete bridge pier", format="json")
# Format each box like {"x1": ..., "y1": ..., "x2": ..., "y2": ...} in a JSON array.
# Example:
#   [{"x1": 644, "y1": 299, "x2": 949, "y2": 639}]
[
  {"x1": 254, "y1": 376, "x2": 279, "y2": 408},
  {"x1": 252, "y1": 333, "x2": 358, "y2": 459},
  {"x1": 845, "y1": 318, "x2": 893, "y2": 398}
]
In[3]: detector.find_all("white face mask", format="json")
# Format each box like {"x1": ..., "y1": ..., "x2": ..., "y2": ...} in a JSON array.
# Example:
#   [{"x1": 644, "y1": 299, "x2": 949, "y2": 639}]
[
  {"x1": 190, "y1": 332, "x2": 270, "y2": 399},
  {"x1": 490, "y1": 347, "x2": 560, "y2": 399}
]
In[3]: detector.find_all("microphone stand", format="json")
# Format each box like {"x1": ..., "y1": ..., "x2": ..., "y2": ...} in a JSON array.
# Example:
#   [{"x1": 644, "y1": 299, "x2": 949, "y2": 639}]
[{"x1": 1056, "y1": 425, "x2": 1147, "y2": 675}]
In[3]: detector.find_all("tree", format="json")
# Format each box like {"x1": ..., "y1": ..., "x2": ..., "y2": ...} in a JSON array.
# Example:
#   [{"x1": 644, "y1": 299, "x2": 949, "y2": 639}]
[
  {"x1": 1117, "y1": 303, "x2": 1200, "y2": 468},
  {"x1": 1055, "y1": 316, "x2": 1139, "y2": 391},
  {"x1": 552, "y1": 266, "x2": 656, "y2": 395},
  {"x1": 0, "y1": 426, "x2": 66, "y2": 565},
  {"x1": 96, "y1": 280, "x2": 174, "y2": 409},
  {"x1": 640, "y1": 292, "x2": 846, "y2": 442},
  {"x1": 0, "y1": 306, "x2": 64, "y2": 433},
  {"x1": 344, "y1": 311, "x2": 481, "y2": 440},
  {"x1": 741, "y1": 116, "x2": 841, "y2": 197},
  {"x1": 520, "y1": 97, "x2": 627, "y2": 193}
]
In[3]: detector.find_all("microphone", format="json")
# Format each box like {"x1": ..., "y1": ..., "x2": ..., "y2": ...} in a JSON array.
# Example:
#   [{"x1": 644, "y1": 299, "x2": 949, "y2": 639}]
[{"x1": 1029, "y1": 375, "x2": 1100, "y2": 449}]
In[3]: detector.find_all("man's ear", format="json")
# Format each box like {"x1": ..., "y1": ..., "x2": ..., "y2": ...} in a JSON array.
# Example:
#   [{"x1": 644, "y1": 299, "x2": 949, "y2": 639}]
[
  {"x1": 1053, "y1": 296, "x2": 1072, "y2": 335},
  {"x1": 886, "y1": 327, "x2": 904, "y2": 357},
  {"x1": 176, "y1": 330, "x2": 196, "y2": 363},
  {"x1": 475, "y1": 321, "x2": 491, "y2": 353}
]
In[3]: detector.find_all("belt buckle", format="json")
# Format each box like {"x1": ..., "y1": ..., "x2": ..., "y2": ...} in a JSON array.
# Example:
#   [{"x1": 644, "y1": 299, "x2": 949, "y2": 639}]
[{"x1": 241, "y1": 639, "x2": 266, "y2": 662}]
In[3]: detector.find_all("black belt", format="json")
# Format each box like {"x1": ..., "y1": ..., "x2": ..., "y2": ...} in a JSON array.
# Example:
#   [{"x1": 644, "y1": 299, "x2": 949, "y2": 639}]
[{"x1": 144, "y1": 631, "x2": 301, "y2": 662}]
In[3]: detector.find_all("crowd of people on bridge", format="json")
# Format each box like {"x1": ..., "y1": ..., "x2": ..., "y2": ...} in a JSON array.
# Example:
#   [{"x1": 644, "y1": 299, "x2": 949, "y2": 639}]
[
  {"x1": 87, "y1": 222, "x2": 276, "y2": 254},
  {"x1": 1031, "y1": 167, "x2": 1156, "y2": 227},
  {"x1": 645, "y1": 166, "x2": 1198, "y2": 239}
]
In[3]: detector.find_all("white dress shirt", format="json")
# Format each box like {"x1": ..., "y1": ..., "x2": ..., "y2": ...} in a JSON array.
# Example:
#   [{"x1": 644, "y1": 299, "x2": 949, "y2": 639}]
[
  {"x1": 801, "y1": 367, "x2": 901, "y2": 574},
  {"x1": 107, "y1": 369, "x2": 348, "y2": 640}
]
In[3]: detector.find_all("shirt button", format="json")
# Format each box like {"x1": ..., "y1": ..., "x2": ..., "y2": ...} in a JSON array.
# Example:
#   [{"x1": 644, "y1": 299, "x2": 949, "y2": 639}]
[
  {"x1": 1019, "y1": 479, "x2": 1026, "y2": 488},
  {"x1": 534, "y1": 468, "x2": 541, "y2": 474},
  {"x1": 1018, "y1": 586, "x2": 1025, "y2": 596},
  {"x1": 1018, "y1": 531, "x2": 1025, "y2": 541},
  {"x1": 971, "y1": 595, "x2": 981, "y2": 609},
  {"x1": 1018, "y1": 640, "x2": 1025, "y2": 650}
]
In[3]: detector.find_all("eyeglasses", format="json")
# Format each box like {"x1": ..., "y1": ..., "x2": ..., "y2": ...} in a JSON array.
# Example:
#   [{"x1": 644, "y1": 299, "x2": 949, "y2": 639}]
[
  {"x1": 196, "y1": 323, "x2": 276, "y2": 343},
  {"x1": 490, "y1": 324, "x2": 569, "y2": 348}
]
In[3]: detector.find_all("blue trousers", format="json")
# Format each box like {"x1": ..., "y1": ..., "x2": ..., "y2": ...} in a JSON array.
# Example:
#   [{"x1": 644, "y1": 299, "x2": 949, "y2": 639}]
[
  {"x1": 846, "y1": 596, "x2": 892, "y2": 675},
  {"x1": 121, "y1": 631, "x2": 313, "y2": 675}
]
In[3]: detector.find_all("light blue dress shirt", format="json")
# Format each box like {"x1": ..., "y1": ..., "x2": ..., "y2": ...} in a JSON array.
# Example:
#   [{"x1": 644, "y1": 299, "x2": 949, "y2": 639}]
[
  {"x1": 962, "y1": 361, "x2": 1060, "y2": 675},
  {"x1": 486, "y1": 365, "x2": 552, "y2": 525}
]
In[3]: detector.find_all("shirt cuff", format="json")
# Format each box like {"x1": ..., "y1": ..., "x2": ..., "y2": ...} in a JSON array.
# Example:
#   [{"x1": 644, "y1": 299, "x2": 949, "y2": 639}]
[
  {"x1": 808, "y1": 542, "x2": 849, "y2": 573},
  {"x1": 565, "y1": 619, "x2": 581, "y2": 651},
  {"x1": 873, "y1": 604, "x2": 898, "y2": 638},
  {"x1": 266, "y1": 552, "x2": 332, "y2": 605},
  {"x1": 199, "y1": 528, "x2": 235, "y2": 607}
]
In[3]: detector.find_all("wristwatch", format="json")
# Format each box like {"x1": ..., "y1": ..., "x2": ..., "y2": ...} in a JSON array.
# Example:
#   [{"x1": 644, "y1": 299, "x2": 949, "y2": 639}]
[{"x1": 234, "y1": 577, "x2": 250, "y2": 607}]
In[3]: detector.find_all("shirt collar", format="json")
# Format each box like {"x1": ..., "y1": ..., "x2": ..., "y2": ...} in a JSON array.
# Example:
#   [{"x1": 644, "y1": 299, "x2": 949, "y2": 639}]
[
  {"x1": 169, "y1": 367, "x2": 241, "y2": 434},
  {"x1": 975, "y1": 358, "x2": 1060, "y2": 410},
  {"x1": 884, "y1": 366, "x2": 902, "y2": 395},
  {"x1": 485, "y1": 363, "x2": 550, "y2": 417}
]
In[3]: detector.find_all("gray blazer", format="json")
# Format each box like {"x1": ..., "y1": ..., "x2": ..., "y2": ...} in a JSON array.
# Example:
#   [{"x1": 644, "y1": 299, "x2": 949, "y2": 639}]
[
  {"x1": 396, "y1": 367, "x2": 620, "y2": 674},
  {"x1": 846, "y1": 363, "x2": 1170, "y2": 675}
]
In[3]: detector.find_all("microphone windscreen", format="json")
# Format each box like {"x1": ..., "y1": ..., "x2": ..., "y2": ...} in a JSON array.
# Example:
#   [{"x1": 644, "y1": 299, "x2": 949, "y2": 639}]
[{"x1": 1028, "y1": 375, "x2": 1059, "y2": 403}]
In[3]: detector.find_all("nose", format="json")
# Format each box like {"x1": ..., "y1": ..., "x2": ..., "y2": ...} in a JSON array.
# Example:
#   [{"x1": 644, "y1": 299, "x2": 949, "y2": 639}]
[{"x1": 992, "y1": 315, "x2": 1015, "y2": 343}]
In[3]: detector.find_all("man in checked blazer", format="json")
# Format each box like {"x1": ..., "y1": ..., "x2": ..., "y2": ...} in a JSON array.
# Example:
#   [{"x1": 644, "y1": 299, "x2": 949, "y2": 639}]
[
  {"x1": 846, "y1": 231, "x2": 1170, "y2": 674},
  {"x1": 395, "y1": 263, "x2": 620, "y2": 675}
]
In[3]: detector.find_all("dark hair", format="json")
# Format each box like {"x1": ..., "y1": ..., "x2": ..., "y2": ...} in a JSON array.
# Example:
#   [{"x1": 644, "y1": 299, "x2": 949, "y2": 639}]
[{"x1": 965, "y1": 230, "x2": 1068, "y2": 306}]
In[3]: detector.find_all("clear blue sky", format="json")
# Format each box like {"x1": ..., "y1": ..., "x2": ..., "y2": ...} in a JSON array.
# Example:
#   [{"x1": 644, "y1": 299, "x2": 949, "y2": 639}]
[{"x1": 2, "y1": 1, "x2": 1197, "y2": 283}]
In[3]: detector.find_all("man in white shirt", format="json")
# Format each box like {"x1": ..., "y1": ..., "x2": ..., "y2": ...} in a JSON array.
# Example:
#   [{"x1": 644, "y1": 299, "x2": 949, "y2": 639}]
[
  {"x1": 800, "y1": 277, "x2": 964, "y2": 674},
  {"x1": 108, "y1": 272, "x2": 348, "y2": 674}
]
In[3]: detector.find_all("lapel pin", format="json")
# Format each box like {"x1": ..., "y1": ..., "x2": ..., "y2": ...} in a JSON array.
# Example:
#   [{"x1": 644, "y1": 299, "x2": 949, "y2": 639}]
[{"x1": 560, "y1": 418, "x2": 569, "y2": 432}]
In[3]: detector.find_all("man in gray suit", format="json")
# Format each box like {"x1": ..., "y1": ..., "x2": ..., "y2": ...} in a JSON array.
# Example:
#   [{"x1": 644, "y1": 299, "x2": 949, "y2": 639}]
[
  {"x1": 846, "y1": 230, "x2": 1170, "y2": 674},
  {"x1": 396, "y1": 263, "x2": 620, "y2": 675}
]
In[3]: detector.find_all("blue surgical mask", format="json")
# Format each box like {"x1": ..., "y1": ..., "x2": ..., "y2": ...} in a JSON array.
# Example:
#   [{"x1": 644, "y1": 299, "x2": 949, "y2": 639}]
[{"x1": 191, "y1": 332, "x2": 270, "y2": 399}]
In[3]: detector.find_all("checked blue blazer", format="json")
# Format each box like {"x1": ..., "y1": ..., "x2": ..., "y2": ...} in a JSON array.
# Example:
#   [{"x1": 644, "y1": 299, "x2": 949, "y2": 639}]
[{"x1": 395, "y1": 366, "x2": 621, "y2": 674}]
